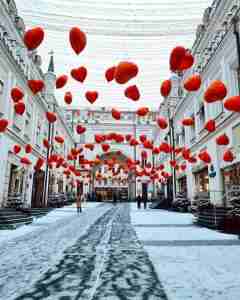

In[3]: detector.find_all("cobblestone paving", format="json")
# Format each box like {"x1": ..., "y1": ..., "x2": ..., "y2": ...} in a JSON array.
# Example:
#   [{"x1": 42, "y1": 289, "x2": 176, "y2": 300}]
[{"x1": 14, "y1": 204, "x2": 167, "y2": 300}]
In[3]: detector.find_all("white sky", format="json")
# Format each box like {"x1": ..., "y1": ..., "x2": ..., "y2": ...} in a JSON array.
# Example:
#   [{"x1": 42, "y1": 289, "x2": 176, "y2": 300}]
[{"x1": 15, "y1": 0, "x2": 213, "y2": 109}]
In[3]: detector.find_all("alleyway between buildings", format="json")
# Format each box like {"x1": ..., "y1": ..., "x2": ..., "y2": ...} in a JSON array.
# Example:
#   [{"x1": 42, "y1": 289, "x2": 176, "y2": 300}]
[{"x1": 0, "y1": 203, "x2": 240, "y2": 300}]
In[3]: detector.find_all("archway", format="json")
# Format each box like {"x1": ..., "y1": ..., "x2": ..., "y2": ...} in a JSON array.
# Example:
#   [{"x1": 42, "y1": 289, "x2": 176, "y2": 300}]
[{"x1": 92, "y1": 151, "x2": 134, "y2": 202}]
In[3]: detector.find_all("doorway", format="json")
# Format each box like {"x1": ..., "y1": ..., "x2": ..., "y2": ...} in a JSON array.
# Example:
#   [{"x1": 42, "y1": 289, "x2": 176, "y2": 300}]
[{"x1": 31, "y1": 170, "x2": 45, "y2": 208}]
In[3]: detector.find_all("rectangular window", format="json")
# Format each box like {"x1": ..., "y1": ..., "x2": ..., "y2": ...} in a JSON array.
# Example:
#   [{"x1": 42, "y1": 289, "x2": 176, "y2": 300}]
[
  {"x1": 189, "y1": 114, "x2": 196, "y2": 143},
  {"x1": 198, "y1": 103, "x2": 206, "y2": 131}
]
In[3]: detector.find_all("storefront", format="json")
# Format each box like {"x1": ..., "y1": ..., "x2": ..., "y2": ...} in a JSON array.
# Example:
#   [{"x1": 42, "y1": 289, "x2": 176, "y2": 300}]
[
  {"x1": 31, "y1": 170, "x2": 45, "y2": 208},
  {"x1": 177, "y1": 175, "x2": 187, "y2": 194},
  {"x1": 95, "y1": 187, "x2": 128, "y2": 202},
  {"x1": 194, "y1": 167, "x2": 209, "y2": 193},
  {"x1": 222, "y1": 162, "x2": 240, "y2": 188},
  {"x1": 4, "y1": 153, "x2": 27, "y2": 208}
]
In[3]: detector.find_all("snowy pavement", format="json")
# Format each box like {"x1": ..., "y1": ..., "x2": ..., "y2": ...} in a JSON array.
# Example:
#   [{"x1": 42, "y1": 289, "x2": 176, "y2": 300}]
[
  {"x1": 131, "y1": 204, "x2": 240, "y2": 300},
  {"x1": 0, "y1": 203, "x2": 167, "y2": 300},
  {"x1": 0, "y1": 202, "x2": 109, "y2": 300}
]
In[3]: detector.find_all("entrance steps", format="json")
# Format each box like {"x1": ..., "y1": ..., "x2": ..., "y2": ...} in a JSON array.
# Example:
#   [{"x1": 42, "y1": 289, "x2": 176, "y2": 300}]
[
  {"x1": 20, "y1": 208, "x2": 53, "y2": 219},
  {"x1": 0, "y1": 208, "x2": 33, "y2": 230},
  {"x1": 195, "y1": 208, "x2": 227, "y2": 229}
]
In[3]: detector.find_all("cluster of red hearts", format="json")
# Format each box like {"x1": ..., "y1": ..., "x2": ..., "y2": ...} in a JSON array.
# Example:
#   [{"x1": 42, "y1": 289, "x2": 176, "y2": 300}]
[{"x1": 0, "y1": 26, "x2": 239, "y2": 178}]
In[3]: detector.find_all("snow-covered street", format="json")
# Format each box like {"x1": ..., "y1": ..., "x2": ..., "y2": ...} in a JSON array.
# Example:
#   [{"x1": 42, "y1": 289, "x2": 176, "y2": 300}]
[
  {"x1": 1, "y1": 203, "x2": 240, "y2": 300},
  {"x1": 131, "y1": 204, "x2": 240, "y2": 300},
  {"x1": 0, "y1": 203, "x2": 166, "y2": 300}
]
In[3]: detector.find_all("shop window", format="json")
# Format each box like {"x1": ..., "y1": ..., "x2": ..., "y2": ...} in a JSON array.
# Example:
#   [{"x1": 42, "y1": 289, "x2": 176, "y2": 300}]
[
  {"x1": 195, "y1": 168, "x2": 209, "y2": 193},
  {"x1": 8, "y1": 164, "x2": 25, "y2": 195},
  {"x1": 178, "y1": 177, "x2": 187, "y2": 194}
]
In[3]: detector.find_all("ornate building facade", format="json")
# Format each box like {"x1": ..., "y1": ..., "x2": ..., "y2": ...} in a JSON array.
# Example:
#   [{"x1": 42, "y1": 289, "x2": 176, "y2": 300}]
[
  {"x1": 0, "y1": 0, "x2": 75, "y2": 208},
  {"x1": 157, "y1": 0, "x2": 240, "y2": 206},
  {"x1": 64, "y1": 107, "x2": 158, "y2": 200}
]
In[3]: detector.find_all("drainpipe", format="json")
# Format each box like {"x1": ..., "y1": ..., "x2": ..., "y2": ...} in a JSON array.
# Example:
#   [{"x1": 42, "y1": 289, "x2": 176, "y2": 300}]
[{"x1": 233, "y1": 16, "x2": 240, "y2": 95}]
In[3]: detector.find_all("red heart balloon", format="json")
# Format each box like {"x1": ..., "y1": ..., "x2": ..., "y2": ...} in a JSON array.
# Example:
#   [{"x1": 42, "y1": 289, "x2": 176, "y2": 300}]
[
  {"x1": 76, "y1": 125, "x2": 86, "y2": 135},
  {"x1": 0, "y1": 119, "x2": 8, "y2": 132},
  {"x1": 204, "y1": 80, "x2": 227, "y2": 103},
  {"x1": 85, "y1": 91, "x2": 98, "y2": 104},
  {"x1": 140, "y1": 134, "x2": 147, "y2": 143},
  {"x1": 114, "y1": 61, "x2": 138, "y2": 84},
  {"x1": 223, "y1": 149, "x2": 234, "y2": 162},
  {"x1": 137, "y1": 107, "x2": 149, "y2": 117},
  {"x1": 56, "y1": 75, "x2": 68, "y2": 89},
  {"x1": 105, "y1": 66, "x2": 116, "y2": 82},
  {"x1": 216, "y1": 134, "x2": 229, "y2": 146},
  {"x1": 112, "y1": 108, "x2": 121, "y2": 120},
  {"x1": 160, "y1": 80, "x2": 172, "y2": 97},
  {"x1": 204, "y1": 119, "x2": 216, "y2": 133},
  {"x1": 198, "y1": 151, "x2": 211, "y2": 164},
  {"x1": 153, "y1": 147, "x2": 160, "y2": 155},
  {"x1": 224, "y1": 96, "x2": 240, "y2": 112},
  {"x1": 125, "y1": 85, "x2": 140, "y2": 101},
  {"x1": 184, "y1": 74, "x2": 201, "y2": 92},
  {"x1": 169, "y1": 46, "x2": 186, "y2": 72},
  {"x1": 43, "y1": 138, "x2": 50, "y2": 149},
  {"x1": 143, "y1": 140, "x2": 153, "y2": 150},
  {"x1": 71, "y1": 67, "x2": 87, "y2": 83},
  {"x1": 25, "y1": 144, "x2": 32, "y2": 154},
  {"x1": 95, "y1": 134, "x2": 105, "y2": 143},
  {"x1": 14, "y1": 102, "x2": 25, "y2": 115},
  {"x1": 28, "y1": 80, "x2": 45, "y2": 95},
  {"x1": 13, "y1": 145, "x2": 21, "y2": 154},
  {"x1": 46, "y1": 111, "x2": 57, "y2": 123},
  {"x1": 34, "y1": 158, "x2": 45, "y2": 170},
  {"x1": 102, "y1": 144, "x2": 110, "y2": 152},
  {"x1": 157, "y1": 117, "x2": 168, "y2": 129},
  {"x1": 69, "y1": 27, "x2": 87, "y2": 55},
  {"x1": 182, "y1": 118, "x2": 194, "y2": 126},
  {"x1": 180, "y1": 164, "x2": 187, "y2": 171},
  {"x1": 21, "y1": 157, "x2": 32, "y2": 165},
  {"x1": 24, "y1": 27, "x2": 44, "y2": 51},
  {"x1": 55, "y1": 136, "x2": 64, "y2": 144},
  {"x1": 64, "y1": 92, "x2": 73, "y2": 105},
  {"x1": 179, "y1": 51, "x2": 194, "y2": 71},
  {"x1": 11, "y1": 87, "x2": 24, "y2": 102}
]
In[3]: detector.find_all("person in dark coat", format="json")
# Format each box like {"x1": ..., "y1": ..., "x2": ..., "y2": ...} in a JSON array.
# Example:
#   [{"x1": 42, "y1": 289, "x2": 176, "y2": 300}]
[
  {"x1": 113, "y1": 192, "x2": 117, "y2": 205},
  {"x1": 136, "y1": 194, "x2": 142, "y2": 209}
]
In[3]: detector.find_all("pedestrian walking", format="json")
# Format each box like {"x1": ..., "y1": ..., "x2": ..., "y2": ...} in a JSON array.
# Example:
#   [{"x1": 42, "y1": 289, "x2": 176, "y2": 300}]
[
  {"x1": 113, "y1": 192, "x2": 117, "y2": 205},
  {"x1": 76, "y1": 194, "x2": 82, "y2": 214},
  {"x1": 143, "y1": 194, "x2": 148, "y2": 209},
  {"x1": 136, "y1": 194, "x2": 142, "y2": 209}
]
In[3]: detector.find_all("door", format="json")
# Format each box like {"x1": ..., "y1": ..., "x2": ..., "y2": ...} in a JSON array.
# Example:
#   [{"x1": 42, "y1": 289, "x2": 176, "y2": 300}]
[{"x1": 31, "y1": 170, "x2": 45, "y2": 208}]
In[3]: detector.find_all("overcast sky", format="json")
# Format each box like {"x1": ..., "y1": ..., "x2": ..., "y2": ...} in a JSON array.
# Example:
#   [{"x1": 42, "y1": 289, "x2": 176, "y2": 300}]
[{"x1": 16, "y1": 0, "x2": 213, "y2": 109}]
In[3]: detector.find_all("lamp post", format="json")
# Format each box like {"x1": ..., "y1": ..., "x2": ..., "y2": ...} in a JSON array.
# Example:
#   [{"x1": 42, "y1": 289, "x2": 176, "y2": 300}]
[
  {"x1": 42, "y1": 102, "x2": 56, "y2": 207},
  {"x1": 133, "y1": 112, "x2": 137, "y2": 201}
]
